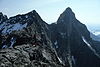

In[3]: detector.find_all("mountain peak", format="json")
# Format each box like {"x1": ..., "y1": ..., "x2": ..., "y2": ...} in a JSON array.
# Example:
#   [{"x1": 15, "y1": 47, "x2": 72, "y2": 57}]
[
  {"x1": 29, "y1": 10, "x2": 37, "y2": 14},
  {"x1": 26, "y1": 10, "x2": 42, "y2": 20},
  {"x1": 65, "y1": 7, "x2": 72, "y2": 12},
  {"x1": 0, "y1": 12, "x2": 8, "y2": 23},
  {"x1": 57, "y1": 7, "x2": 75, "y2": 23},
  {"x1": 0, "y1": 12, "x2": 3, "y2": 16},
  {"x1": 63, "y1": 7, "x2": 74, "y2": 16}
]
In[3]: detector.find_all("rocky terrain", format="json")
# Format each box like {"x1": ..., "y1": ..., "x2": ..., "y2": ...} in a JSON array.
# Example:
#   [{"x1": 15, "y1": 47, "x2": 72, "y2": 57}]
[
  {"x1": 0, "y1": 10, "x2": 64, "y2": 67},
  {"x1": 0, "y1": 7, "x2": 100, "y2": 67}
]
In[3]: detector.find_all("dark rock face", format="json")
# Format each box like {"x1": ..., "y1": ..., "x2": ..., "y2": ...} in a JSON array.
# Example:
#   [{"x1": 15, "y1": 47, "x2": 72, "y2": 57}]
[
  {"x1": 0, "y1": 12, "x2": 8, "y2": 23},
  {"x1": 50, "y1": 7, "x2": 100, "y2": 67},
  {"x1": 0, "y1": 7, "x2": 100, "y2": 67}
]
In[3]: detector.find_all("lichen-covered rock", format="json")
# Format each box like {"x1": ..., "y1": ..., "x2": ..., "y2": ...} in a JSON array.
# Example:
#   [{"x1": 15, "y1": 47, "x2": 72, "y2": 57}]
[{"x1": 0, "y1": 44, "x2": 64, "y2": 67}]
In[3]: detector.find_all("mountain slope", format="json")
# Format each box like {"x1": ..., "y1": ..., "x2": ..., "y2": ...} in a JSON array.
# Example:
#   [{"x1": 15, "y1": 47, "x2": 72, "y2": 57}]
[
  {"x1": 0, "y1": 7, "x2": 100, "y2": 67},
  {"x1": 0, "y1": 10, "x2": 65, "y2": 67},
  {"x1": 49, "y1": 7, "x2": 100, "y2": 67}
]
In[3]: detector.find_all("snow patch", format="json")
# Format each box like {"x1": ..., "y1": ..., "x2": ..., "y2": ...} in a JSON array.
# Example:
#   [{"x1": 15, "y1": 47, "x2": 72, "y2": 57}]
[
  {"x1": 42, "y1": 49, "x2": 51, "y2": 61},
  {"x1": 72, "y1": 56, "x2": 75, "y2": 65},
  {"x1": 2, "y1": 23, "x2": 27, "y2": 34},
  {"x1": 19, "y1": 16, "x2": 22, "y2": 19},
  {"x1": 82, "y1": 36, "x2": 100, "y2": 58},
  {"x1": 60, "y1": 32, "x2": 66, "y2": 38},
  {"x1": 54, "y1": 41, "x2": 57, "y2": 45},
  {"x1": 54, "y1": 41, "x2": 58, "y2": 48},
  {"x1": 25, "y1": 15, "x2": 28, "y2": 18},
  {"x1": 12, "y1": 23, "x2": 27, "y2": 31},
  {"x1": 2, "y1": 45, "x2": 7, "y2": 49},
  {"x1": 60, "y1": 32, "x2": 66, "y2": 35},
  {"x1": 57, "y1": 56, "x2": 63, "y2": 64},
  {"x1": 9, "y1": 37, "x2": 16, "y2": 48}
]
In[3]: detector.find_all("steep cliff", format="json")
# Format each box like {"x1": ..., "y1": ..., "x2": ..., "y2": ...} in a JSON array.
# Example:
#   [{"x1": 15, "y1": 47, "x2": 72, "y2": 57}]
[{"x1": 49, "y1": 7, "x2": 100, "y2": 67}]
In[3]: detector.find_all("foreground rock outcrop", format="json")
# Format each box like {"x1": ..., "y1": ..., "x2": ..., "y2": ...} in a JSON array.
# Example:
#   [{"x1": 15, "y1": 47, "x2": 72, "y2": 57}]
[
  {"x1": 0, "y1": 10, "x2": 65, "y2": 67},
  {"x1": 0, "y1": 44, "x2": 64, "y2": 67}
]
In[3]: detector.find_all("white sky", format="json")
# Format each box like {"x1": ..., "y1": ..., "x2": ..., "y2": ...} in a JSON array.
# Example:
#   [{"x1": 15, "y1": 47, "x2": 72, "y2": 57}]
[{"x1": 0, "y1": 0, "x2": 100, "y2": 31}]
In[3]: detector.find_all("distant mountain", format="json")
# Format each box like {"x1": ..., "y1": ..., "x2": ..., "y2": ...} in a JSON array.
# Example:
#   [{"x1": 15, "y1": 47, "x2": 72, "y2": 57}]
[
  {"x1": 97, "y1": 34, "x2": 100, "y2": 38},
  {"x1": 0, "y1": 7, "x2": 100, "y2": 67},
  {"x1": 90, "y1": 32, "x2": 100, "y2": 41}
]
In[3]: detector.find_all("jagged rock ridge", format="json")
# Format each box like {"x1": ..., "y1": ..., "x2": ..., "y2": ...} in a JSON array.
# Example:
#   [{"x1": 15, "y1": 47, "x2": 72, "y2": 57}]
[
  {"x1": 0, "y1": 10, "x2": 64, "y2": 67},
  {"x1": 0, "y1": 7, "x2": 100, "y2": 67}
]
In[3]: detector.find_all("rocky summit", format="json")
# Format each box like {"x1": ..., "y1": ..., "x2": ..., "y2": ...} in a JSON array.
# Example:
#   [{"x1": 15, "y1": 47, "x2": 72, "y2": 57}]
[
  {"x1": 0, "y1": 7, "x2": 100, "y2": 67},
  {"x1": 50, "y1": 7, "x2": 100, "y2": 67}
]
